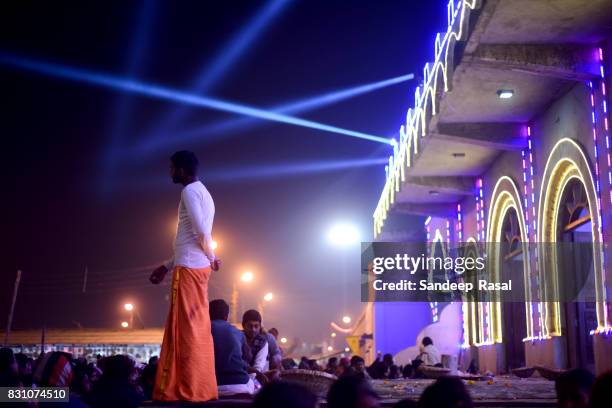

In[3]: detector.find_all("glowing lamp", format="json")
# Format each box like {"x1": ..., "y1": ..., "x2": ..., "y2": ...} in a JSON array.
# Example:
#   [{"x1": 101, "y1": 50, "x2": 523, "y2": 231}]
[
  {"x1": 342, "y1": 315, "x2": 351, "y2": 324},
  {"x1": 496, "y1": 89, "x2": 514, "y2": 99},
  {"x1": 121, "y1": 321, "x2": 129, "y2": 328},
  {"x1": 263, "y1": 292, "x2": 273, "y2": 302},
  {"x1": 280, "y1": 337, "x2": 288, "y2": 344},
  {"x1": 327, "y1": 346, "x2": 333, "y2": 351},
  {"x1": 241, "y1": 271, "x2": 254, "y2": 283},
  {"x1": 327, "y1": 224, "x2": 360, "y2": 246},
  {"x1": 124, "y1": 303, "x2": 134, "y2": 311}
]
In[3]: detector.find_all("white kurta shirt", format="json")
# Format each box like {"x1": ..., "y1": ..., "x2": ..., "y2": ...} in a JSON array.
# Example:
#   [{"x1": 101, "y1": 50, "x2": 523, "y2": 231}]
[{"x1": 165, "y1": 181, "x2": 216, "y2": 270}]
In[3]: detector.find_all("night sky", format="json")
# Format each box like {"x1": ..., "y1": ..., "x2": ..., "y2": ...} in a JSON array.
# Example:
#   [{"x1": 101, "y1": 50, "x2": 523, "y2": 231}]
[{"x1": 1, "y1": 1, "x2": 440, "y2": 344}]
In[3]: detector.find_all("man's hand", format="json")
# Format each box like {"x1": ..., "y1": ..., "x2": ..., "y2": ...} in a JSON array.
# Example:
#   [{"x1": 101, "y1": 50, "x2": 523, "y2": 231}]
[
  {"x1": 150, "y1": 265, "x2": 168, "y2": 284},
  {"x1": 211, "y1": 258, "x2": 221, "y2": 271}
]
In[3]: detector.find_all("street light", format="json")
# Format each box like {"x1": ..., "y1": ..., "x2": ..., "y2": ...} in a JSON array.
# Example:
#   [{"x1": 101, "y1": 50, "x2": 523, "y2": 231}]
[
  {"x1": 124, "y1": 303, "x2": 134, "y2": 311},
  {"x1": 327, "y1": 346, "x2": 333, "y2": 352},
  {"x1": 344, "y1": 347, "x2": 350, "y2": 352},
  {"x1": 263, "y1": 292, "x2": 274, "y2": 302},
  {"x1": 331, "y1": 332, "x2": 337, "y2": 338},
  {"x1": 327, "y1": 223, "x2": 360, "y2": 246},
  {"x1": 342, "y1": 315, "x2": 351, "y2": 324},
  {"x1": 280, "y1": 337, "x2": 288, "y2": 344},
  {"x1": 121, "y1": 321, "x2": 129, "y2": 328},
  {"x1": 241, "y1": 271, "x2": 254, "y2": 283},
  {"x1": 232, "y1": 270, "x2": 255, "y2": 324}
]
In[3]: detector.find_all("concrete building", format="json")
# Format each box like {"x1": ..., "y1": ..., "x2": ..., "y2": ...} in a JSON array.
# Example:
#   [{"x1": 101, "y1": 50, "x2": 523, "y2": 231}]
[{"x1": 371, "y1": 0, "x2": 612, "y2": 374}]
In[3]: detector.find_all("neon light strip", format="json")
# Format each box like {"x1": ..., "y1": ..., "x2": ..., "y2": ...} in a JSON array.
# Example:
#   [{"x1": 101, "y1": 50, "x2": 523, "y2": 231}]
[
  {"x1": 373, "y1": 0, "x2": 480, "y2": 236},
  {"x1": 521, "y1": 126, "x2": 544, "y2": 338},
  {"x1": 456, "y1": 203, "x2": 463, "y2": 242},
  {"x1": 474, "y1": 177, "x2": 492, "y2": 343},
  {"x1": 589, "y1": 52, "x2": 610, "y2": 327},
  {"x1": 597, "y1": 48, "x2": 612, "y2": 206}
]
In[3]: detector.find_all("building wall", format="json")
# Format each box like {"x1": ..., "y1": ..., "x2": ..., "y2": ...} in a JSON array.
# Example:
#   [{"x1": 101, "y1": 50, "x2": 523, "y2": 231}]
[{"x1": 455, "y1": 53, "x2": 612, "y2": 373}]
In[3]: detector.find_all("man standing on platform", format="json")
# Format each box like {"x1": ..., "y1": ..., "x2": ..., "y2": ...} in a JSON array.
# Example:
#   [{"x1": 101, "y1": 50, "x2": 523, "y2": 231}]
[{"x1": 150, "y1": 150, "x2": 221, "y2": 402}]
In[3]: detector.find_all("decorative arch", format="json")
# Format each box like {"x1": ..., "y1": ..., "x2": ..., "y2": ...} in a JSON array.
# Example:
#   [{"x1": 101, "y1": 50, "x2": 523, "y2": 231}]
[
  {"x1": 537, "y1": 138, "x2": 606, "y2": 335},
  {"x1": 485, "y1": 176, "x2": 533, "y2": 341}
]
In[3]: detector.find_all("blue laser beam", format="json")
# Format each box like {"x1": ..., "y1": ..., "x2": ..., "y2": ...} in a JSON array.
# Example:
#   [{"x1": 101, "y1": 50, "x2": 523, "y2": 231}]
[
  {"x1": 0, "y1": 53, "x2": 392, "y2": 145},
  {"x1": 138, "y1": 72, "x2": 413, "y2": 154},
  {"x1": 145, "y1": 0, "x2": 291, "y2": 141},
  {"x1": 102, "y1": 0, "x2": 159, "y2": 190},
  {"x1": 204, "y1": 157, "x2": 389, "y2": 182}
]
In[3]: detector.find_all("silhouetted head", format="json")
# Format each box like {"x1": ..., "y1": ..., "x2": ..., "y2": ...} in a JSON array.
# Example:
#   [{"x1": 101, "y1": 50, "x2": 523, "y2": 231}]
[
  {"x1": 209, "y1": 299, "x2": 230, "y2": 321},
  {"x1": 100, "y1": 355, "x2": 135, "y2": 384},
  {"x1": 170, "y1": 150, "x2": 198, "y2": 184},
  {"x1": 418, "y1": 376, "x2": 472, "y2": 408},
  {"x1": 268, "y1": 327, "x2": 279, "y2": 338},
  {"x1": 590, "y1": 371, "x2": 612, "y2": 408},
  {"x1": 328, "y1": 357, "x2": 338, "y2": 368},
  {"x1": 350, "y1": 355, "x2": 365, "y2": 372},
  {"x1": 555, "y1": 368, "x2": 594, "y2": 408},
  {"x1": 242, "y1": 309, "x2": 262, "y2": 339},
  {"x1": 327, "y1": 375, "x2": 380, "y2": 408},
  {"x1": 0, "y1": 348, "x2": 18, "y2": 377},
  {"x1": 252, "y1": 381, "x2": 317, "y2": 408},
  {"x1": 421, "y1": 337, "x2": 433, "y2": 347},
  {"x1": 393, "y1": 399, "x2": 418, "y2": 408}
]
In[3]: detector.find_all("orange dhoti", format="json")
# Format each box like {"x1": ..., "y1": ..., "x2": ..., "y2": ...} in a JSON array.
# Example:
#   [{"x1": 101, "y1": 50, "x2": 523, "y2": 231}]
[{"x1": 153, "y1": 265, "x2": 218, "y2": 402}]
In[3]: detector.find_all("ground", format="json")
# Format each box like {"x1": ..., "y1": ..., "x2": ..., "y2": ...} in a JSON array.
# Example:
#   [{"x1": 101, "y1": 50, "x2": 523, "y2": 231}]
[{"x1": 142, "y1": 376, "x2": 557, "y2": 407}]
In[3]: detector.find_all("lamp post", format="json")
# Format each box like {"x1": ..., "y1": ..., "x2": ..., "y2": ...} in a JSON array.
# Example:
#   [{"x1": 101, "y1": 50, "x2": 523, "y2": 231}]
[
  {"x1": 231, "y1": 271, "x2": 255, "y2": 324},
  {"x1": 326, "y1": 223, "x2": 360, "y2": 323},
  {"x1": 124, "y1": 303, "x2": 134, "y2": 328},
  {"x1": 259, "y1": 292, "x2": 273, "y2": 320}
]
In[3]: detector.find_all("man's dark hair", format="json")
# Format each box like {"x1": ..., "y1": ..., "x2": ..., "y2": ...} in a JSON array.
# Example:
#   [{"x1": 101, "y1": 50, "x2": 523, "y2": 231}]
[
  {"x1": 328, "y1": 357, "x2": 338, "y2": 365},
  {"x1": 252, "y1": 381, "x2": 317, "y2": 408},
  {"x1": 242, "y1": 309, "x2": 262, "y2": 324},
  {"x1": 350, "y1": 355, "x2": 364, "y2": 366},
  {"x1": 418, "y1": 377, "x2": 472, "y2": 408},
  {"x1": 555, "y1": 368, "x2": 594, "y2": 406},
  {"x1": 170, "y1": 150, "x2": 199, "y2": 176},
  {"x1": 209, "y1": 299, "x2": 230, "y2": 321},
  {"x1": 422, "y1": 337, "x2": 433, "y2": 346},
  {"x1": 327, "y1": 375, "x2": 379, "y2": 408}
]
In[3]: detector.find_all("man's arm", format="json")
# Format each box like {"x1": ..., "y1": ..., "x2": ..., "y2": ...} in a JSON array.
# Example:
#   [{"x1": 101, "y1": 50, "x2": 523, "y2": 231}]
[
  {"x1": 182, "y1": 188, "x2": 216, "y2": 263},
  {"x1": 252, "y1": 342, "x2": 269, "y2": 373}
]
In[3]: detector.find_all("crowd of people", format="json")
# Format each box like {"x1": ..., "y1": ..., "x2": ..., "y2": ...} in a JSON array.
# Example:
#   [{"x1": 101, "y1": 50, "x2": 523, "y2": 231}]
[{"x1": 2, "y1": 298, "x2": 612, "y2": 408}]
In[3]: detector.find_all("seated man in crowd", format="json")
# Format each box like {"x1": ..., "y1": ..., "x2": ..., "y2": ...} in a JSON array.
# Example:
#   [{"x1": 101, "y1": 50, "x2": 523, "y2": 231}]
[
  {"x1": 266, "y1": 328, "x2": 282, "y2": 370},
  {"x1": 242, "y1": 309, "x2": 270, "y2": 383},
  {"x1": 209, "y1": 299, "x2": 255, "y2": 396},
  {"x1": 416, "y1": 337, "x2": 440, "y2": 366}
]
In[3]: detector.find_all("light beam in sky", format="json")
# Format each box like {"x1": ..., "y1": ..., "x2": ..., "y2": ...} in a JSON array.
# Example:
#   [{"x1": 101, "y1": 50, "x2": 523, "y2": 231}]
[
  {"x1": 0, "y1": 53, "x2": 392, "y2": 145},
  {"x1": 137, "y1": 72, "x2": 414, "y2": 154},
  {"x1": 203, "y1": 157, "x2": 388, "y2": 182},
  {"x1": 102, "y1": 0, "x2": 159, "y2": 192},
  {"x1": 144, "y1": 0, "x2": 291, "y2": 142}
]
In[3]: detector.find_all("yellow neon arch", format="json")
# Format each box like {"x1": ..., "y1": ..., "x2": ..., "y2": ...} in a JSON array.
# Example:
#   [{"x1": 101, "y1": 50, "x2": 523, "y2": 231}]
[{"x1": 537, "y1": 138, "x2": 607, "y2": 335}]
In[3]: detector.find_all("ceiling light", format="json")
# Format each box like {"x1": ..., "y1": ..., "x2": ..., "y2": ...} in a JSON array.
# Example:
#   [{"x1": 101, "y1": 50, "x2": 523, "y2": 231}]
[{"x1": 497, "y1": 89, "x2": 514, "y2": 99}]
